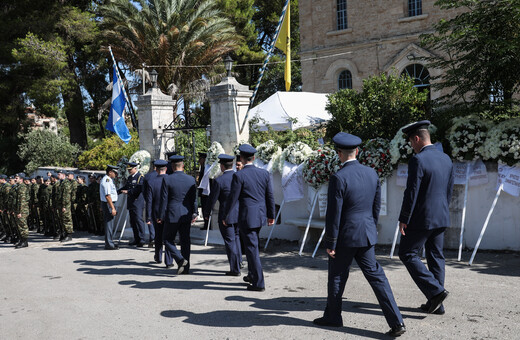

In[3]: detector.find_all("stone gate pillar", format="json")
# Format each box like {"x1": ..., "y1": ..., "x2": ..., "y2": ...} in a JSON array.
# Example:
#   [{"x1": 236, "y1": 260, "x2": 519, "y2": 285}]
[
  {"x1": 207, "y1": 76, "x2": 253, "y2": 154},
  {"x1": 135, "y1": 87, "x2": 176, "y2": 160}
]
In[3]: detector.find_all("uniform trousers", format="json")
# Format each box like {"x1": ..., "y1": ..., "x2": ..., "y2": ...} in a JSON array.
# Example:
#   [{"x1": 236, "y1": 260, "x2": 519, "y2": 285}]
[
  {"x1": 398, "y1": 227, "x2": 446, "y2": 300},
  {"x1": 218, "y1": 222, "x2": 241, "y2": 273},
  {"x1": 102, "y1": 202, "x2": 117, "y2": 248},
  {"x1": 128, "y1": 208, "x2": 146, "y2": 243},
  {"x1": 163, "y1": 221, "x2": 191, "y2": 267},
  {"x1": 16, "y1": 213, "x2": 29, "y2": 239},
  {"x1": 324, "y1": 245, "x2": 403, "y2": 328},
  {"x1": 153, "y1": 221, "x2": 171, "y2": 264},
  {"x1": 240, "y1": 227, "x2": 264, "y2": 289}
]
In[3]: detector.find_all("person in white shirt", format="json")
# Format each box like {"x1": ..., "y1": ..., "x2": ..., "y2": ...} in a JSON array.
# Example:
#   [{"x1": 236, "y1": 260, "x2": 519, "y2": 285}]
[{"x1": 100, "y1": 165, "x2": 119, "y2": 250}]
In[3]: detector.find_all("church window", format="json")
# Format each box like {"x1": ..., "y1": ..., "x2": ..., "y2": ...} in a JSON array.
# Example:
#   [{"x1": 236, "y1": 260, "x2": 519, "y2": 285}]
[{"x1": 338, "y1": 70, "x2": 353, "y2": 90}]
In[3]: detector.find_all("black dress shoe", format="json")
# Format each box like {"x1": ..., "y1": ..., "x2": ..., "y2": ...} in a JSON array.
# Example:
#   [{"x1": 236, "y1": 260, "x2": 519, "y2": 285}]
[
  {"x1": 128, "y1": 240, "x2": 138, "y2": 246},
  {"x1": 136, "y1": 242, "x2": 145, "y2": 247},
  {"x1": 104, "y1": 245, "x2": 119, "y2": 250},
  {"x1": 226, "y1": 271, "x2": 241, "y2": 276},
  {"x1": 420, "y1": 303, "x2": 445, "y2": 315},
  {"x1": 148, "y1": 242, "x2": 154, "y2": 248},
  {"x1": 166, "y1": 263, "x2": 174, "y2": 269},
  {"x1": 243, "y1": 275, "x2": 252, "y2": 283},
  {"x1": 429, "y1": 290, "x2": 449, "y2": 313},
  {"x1": 154, "y1": 256, "x2": 161, "y2": 264},
  {"x1": 386, "y1": 323, "x2": 406, "y2": 337},
  {"x1": 246, "y1": 285, "x2": 265, "y2": 292},
  {"x1": 61, "y1": 236, "x2": 72, "y2": 242},
  {"x1": 312, "y1": 317, "x2": 342, "y2": 327},
  {"x1": 177, "y1": 260, "x2": 188, "y2": 274}
]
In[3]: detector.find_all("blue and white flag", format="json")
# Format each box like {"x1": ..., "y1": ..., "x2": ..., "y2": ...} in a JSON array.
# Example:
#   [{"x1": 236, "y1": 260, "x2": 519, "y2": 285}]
[{"x1": 106, "y1": 65, "x2": 131, "y2": 143}]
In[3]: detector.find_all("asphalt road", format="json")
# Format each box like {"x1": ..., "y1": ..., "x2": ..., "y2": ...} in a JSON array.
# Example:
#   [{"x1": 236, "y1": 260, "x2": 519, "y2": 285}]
[{"x1": 1, "y1": 229, "x2": 519, "y2": 339}]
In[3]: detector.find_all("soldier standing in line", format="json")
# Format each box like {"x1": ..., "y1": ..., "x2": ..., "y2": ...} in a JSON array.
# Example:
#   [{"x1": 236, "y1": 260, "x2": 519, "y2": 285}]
[
  {"x1": 4, "y1": 176, "x2": 17, "y2": 244},
  {"x1": 50, "y1": 174, "x2": 61, "y2": 240},
  {"x1": 75, "y1": 176, "x2": 88, "y2": 231},
  {"x1": 86, "y1": 174, "x2": 98, "y2": 234},
  {"x1": 38, "y1": 177, "x2": 51, "y2": 236},
  {"x1": 13, "y1": 173, "x2": 30, "y2": 248},
  {"x1": 67, "y1": 172, "x2": 79, "y2": 231},
  {"x1": 119, "y1": 162, "x2": 146, "y2": 246},
  {"x1": 8, "y1": 175, "x2": 20, "y2": 244},
  {"x1": 57, "y1": 171, "x2": 73, "y2": 242},
  {"x1": 0, "y1": 175, "x2": 8, "y2": 241},
  {"x1": 23, "y1": 177, "x2": 32, "y2": 230}
]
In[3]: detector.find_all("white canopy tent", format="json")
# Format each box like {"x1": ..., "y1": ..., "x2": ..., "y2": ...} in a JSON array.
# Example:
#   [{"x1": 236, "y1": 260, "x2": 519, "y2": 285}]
[{"x1": 250, "y1": 91, "x2": 331, "y2": 131}]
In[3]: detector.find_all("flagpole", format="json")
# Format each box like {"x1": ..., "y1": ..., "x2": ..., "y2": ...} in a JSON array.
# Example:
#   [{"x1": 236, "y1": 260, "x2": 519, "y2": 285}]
[
  {"x1": 239, "y1": 0, "x2": 290, "y2": 133},
  {"x1": 108, "y1": 46, "x2": 139, "y2": 131}
]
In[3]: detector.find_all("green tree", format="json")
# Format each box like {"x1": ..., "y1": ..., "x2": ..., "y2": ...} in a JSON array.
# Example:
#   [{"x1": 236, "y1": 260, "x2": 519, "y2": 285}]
[
  {"x1": 18, "y1": 130, "x2": 81, "y2": 174},
  {"x1": 421, "y1": 0, "x2": 520, "y2": 111},
  {"x1": 101, "y1": 0, "x2": 239, "y2": 111},
  {"x1": 325, "y1": 73, "x2": 428, "y2": 141},
  {"x1": 11, "y1": 1, "x2": 108, "y2": 149}
]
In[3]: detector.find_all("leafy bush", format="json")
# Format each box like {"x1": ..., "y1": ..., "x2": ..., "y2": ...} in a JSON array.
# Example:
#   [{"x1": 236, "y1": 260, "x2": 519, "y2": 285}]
[
  {"x1": 250, "y1": 117, "x2": 324, "y2": 149},
  {"x1": 76, "y1": 131, "x2": 139, "y2": 170},
  {"x1": 325, "y1": 72, "x2": 428, "y2": 141},
  {"x1": 18, "y1": 129, "x2": 81, "y2": 173}
]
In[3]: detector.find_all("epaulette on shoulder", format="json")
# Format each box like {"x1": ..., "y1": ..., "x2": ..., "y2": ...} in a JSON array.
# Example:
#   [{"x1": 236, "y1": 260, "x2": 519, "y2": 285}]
[{"x1": 106, "y1": 179, "x2": 110, "y2": 182}]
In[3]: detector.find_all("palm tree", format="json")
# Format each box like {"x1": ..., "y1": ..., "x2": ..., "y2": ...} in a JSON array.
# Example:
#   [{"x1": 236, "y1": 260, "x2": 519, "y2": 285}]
[{"x1": 100, "y1": 0, "x2": 239, "y2": 107}]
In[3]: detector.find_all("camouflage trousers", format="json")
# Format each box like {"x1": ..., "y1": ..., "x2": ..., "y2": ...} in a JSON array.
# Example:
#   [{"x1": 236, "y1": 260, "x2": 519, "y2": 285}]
[
  {"x1": 16, "y1": 212, "x2": 29, "y2": 238},
  {"x1": 59, "y1": 206, "x2": 73, "y2": 234}
]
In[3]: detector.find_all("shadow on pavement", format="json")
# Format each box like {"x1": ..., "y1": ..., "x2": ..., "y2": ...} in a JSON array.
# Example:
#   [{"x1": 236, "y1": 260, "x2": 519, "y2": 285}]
[
  {"x1": 160, "y1": 309, "x2": 391, "y2": 338},
  {"x1": 119, "y1": 279, "x2": 246, "y2": 291}
]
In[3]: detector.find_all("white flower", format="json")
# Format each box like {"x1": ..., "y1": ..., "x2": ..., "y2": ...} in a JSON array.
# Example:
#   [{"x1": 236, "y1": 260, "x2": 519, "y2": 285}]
[{"x1": 130, "y1": 150, "x2": 152, "y2": 175}]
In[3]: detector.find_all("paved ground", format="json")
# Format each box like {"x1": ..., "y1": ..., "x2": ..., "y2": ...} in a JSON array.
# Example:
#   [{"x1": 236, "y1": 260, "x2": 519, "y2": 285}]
[{"x1": 1, "y1": 227, "x2": 519, "y2": 339}]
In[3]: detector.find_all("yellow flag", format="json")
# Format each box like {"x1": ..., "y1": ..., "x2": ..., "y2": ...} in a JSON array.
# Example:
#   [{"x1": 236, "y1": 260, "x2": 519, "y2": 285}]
[{"x1": 275, "y1": 3, "x2": 291, "y2": 91}]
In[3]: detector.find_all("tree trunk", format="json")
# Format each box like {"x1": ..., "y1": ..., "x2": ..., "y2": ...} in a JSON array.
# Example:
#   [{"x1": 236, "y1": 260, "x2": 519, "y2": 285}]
[{"x1": 63, "y1": 84, "x2": 88, "y2": 149}]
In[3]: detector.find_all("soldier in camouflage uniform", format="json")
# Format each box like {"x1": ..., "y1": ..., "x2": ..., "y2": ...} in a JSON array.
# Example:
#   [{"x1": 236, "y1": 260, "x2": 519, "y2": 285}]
[
  {"x1": 2, "y1": 176, "x2": 16, "y2": 244},
  {"x1": 29, "y1": 176, "x2": 41, "y2": 231},
  {"x1": 75, "y1": 176, "x2": 88, "y2": 231},
  {"x1": 87, "y1": 174, "x2": 103, "y2": 235},
  {"x1": 57, "y1": 171, "x2": 73, "y2": 241},
  {"x1": 7, "y1": 175, "x2": 20, "y2": 244},
  {"x1": 13, "y1": 173, "x2": 30, "y2": 248},
  {"x1": 0, "y1": 175, "x2": 8, "y2": 241},
  {"x1": 50, "y1": 174, "x2": 61, "y2": 240},
  {"x1": 38, "y1": 177, "x2": 51, "y2": 236},
  {"x1": 68, "y1": 172, "x2": 79, "y2": 231}
]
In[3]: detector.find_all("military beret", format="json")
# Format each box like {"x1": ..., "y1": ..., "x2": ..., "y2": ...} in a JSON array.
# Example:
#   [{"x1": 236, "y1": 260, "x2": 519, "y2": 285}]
[
  {"x1": 154, "y1": 159, "x2": 168, "y2": 167},
  {"x1": 43, "y1": 176, "x2": 49, "y2": 181},
  {"x1": 402, "y1": 120, "x2": 431, "y2": 137},
  {"x1": 106, "y1": 165, "x2": 119, "y2": 172},
  {"x1": 218, "y1": 154, "x2": 234, "y2": 163},
  {"x1": 198, "y1": 152, "x2": 207, "y2": 158},
  {"x1": 96, "y1": 174, "x2": 104, "y2": 179},
  {"x1": 88, "y1": 173, "x2": 96, "y2": 178},
  {"x1": 169, "y1": 155, "x2": 184, "y2": 163},
  {"x1": 36, "y1": 175, "x2": 41, "y2": 180},
  {"x1": 239, "y1": 144, "x2": 257, "y2": 156},
  {"x1": 16, "y1": 172, "x2": 26, "y2": 178},
  {"x1": 126, "y1": 162, "x2": 138, "y2": 169},
  {"x1": 332, "y1": 132, "x2": 362, "y2": 149},
  {"x1": 0, "y1": 174, "x2": 6, "y2": 179},
  {"x1": 57, "y1": 169, "x2": 66, "y2": 174},
  {"x1": 9, "y1": 175, "x2": 15, "y2": 180}
]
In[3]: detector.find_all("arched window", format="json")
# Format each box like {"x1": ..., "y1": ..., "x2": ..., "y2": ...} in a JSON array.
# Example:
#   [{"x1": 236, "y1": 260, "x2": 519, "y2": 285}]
[
  {"x1": 337, "y1": 0, "x2": 348, "y2": 30},
  {"x1": 338, "y1": 70, "x2": 352, "y2": 90},
  {"x1": 408, "y1": 0, "x2": 422, "y2": 17},
  {"x1": 401, "y1": 64, "x2": 430, "y2": 89}
]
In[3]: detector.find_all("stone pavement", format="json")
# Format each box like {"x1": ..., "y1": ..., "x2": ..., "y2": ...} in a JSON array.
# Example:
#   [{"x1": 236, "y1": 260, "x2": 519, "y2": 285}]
[{"x1": 1, "y1": 229, "x2": 519, "y2": 339}]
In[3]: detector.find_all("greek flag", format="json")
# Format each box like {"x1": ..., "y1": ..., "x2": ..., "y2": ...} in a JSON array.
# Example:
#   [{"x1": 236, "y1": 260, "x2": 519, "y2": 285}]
[{"x1": 106, "y1": 65, "x2": 131, "y2": 143}]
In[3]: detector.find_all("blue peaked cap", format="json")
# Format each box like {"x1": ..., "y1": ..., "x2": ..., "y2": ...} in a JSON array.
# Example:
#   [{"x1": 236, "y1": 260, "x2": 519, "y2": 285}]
[
  {"x1": 332, "y1": 132, "x2": 362, "y2": 149},
  {"x1": 238, "y1": 144, "x2": 257, "y2": 155}
]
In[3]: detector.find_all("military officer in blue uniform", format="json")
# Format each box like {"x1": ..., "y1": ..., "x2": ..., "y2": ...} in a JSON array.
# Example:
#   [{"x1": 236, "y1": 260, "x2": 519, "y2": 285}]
[
  {"x1": 398, "y1": 121, "x2": 454, "y2": 315},
  {"x1": 158, "y1": 155, "x2": 197, "y2": 274},
  {"x1": 223, "y1": 144, "x2": 275, "y2": 291},
  {"x1": 145, "y1": 159, "x2": 171, "y2": 265},
  {"x1": 119, "y1": 162, "x2": 146, "y2": 246},
  {"x1": 100, "y1": 165, "x2": 119, "y2": 250},
  {"x1": 313, "y1": 132, "x2": 405, "y2": 337},
  {"x1": 143, "y1": 162, "x2": 158, "y2": 247},
  {"x1": 204, "y1": 154, "x2": 241, "y2": 276}
]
